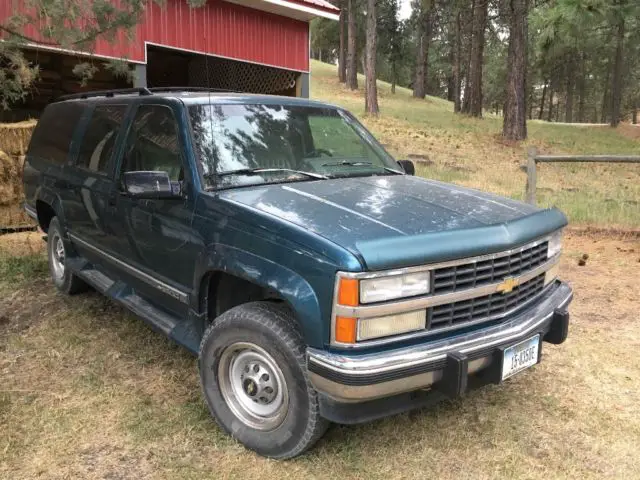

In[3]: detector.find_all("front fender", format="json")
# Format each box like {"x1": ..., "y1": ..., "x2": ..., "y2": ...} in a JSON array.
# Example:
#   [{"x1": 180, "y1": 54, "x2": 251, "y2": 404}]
[{"x1": 193, "y1": 243, "x2": 327, "y2": 348}]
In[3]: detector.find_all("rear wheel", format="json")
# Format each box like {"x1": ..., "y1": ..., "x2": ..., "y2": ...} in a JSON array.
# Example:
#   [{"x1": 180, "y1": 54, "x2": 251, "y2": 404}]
[
  {"x1": 199, "y1": 302, "x2": 328, "y2": 459},
  {"x1": 47, "y1": 217, "x2": 87, "y2": 295}
]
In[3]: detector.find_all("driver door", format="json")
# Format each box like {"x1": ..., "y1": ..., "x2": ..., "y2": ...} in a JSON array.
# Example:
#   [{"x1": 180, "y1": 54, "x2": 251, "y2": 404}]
[{"x1": 113, "y1": 103, "x2": 201, "y2": 314}]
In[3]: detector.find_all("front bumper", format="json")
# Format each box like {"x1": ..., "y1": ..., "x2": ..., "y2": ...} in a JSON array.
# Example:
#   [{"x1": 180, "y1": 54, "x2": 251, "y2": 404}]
[{"x1": 307, "y1": 280, "x2": 573, "y2": 404}]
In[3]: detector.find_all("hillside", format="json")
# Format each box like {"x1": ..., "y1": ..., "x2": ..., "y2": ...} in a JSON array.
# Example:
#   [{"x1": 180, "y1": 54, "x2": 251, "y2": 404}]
[{"x1": 309, "y1": 60, "x2": 640, "y2": 228}]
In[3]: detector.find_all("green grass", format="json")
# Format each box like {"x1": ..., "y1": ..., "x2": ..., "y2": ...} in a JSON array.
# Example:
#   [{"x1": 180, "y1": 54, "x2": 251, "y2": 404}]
[
  {"x1": 0, "y1": 253, "x2": 47, "y2": 285},
  {"x1": 310, "y1": 60, "x2": 640, "y2": 228}
]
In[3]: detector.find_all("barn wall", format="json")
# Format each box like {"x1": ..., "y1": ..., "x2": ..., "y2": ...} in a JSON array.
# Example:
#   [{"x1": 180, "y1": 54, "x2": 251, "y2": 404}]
[{"x1": 0, "y1": 0, "x2": 310, "y2": 72}]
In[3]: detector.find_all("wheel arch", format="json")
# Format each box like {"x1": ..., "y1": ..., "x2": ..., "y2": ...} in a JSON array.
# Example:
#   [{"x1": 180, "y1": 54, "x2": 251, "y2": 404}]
[
  {"x1": 34, "y1": 188, "x2": 65, "y2": 233},
  {"x1": 194, "y1": 246, "x2": 326, "y2": 349}
]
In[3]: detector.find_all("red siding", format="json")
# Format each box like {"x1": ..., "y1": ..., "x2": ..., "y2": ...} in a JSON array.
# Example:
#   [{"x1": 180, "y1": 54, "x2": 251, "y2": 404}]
[{"x1": 0, "y1": 0, "x2": 310, "y2": 72}]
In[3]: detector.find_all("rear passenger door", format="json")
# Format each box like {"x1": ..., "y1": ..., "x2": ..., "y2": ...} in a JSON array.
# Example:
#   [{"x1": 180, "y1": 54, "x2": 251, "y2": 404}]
[
  {"x1": 64, "y1": 104, "x2": 129, "y2": 253},
  {"x1": 113, "y1": 103, "x2": 201, "y2": 314}
]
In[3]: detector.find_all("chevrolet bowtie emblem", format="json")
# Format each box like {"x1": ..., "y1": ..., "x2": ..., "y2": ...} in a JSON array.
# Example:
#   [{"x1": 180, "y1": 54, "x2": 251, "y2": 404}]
[{"x1": 497, "y1": 277, "x2": 519, "y2": 294}]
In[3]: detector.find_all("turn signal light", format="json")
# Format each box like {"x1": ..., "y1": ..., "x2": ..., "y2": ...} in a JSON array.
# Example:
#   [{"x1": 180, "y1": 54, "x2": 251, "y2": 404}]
[
  {"x1": 335, "y1": 316, "x2": 357, "y2": 343},
  {"x1": 337, "y1": 278, "x2": 359, "y2": 306}
]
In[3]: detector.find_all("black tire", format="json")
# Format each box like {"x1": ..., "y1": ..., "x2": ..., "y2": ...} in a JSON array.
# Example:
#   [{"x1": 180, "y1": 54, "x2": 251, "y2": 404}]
[
  {"x1": 199, "y1": 301, "x2": 329, "y2": 459},
  {"x1": 47, "y1": 217, "x2": 88, "y2": 295}
]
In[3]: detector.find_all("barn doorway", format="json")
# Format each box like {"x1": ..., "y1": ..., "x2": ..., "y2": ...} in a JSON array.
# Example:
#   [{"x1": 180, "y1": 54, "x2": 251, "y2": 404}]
[{"x1": 145, "y1": 45, "x2": 302, "y2": 96}]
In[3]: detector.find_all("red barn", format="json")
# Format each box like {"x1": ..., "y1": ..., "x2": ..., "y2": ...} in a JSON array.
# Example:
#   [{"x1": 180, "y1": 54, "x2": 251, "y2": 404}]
[{"x1": 0, "y1": 0, "x2": 338, "y2": 120}]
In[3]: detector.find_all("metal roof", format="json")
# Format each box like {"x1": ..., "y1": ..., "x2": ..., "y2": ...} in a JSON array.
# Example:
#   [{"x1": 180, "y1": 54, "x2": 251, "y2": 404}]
[{"x1": 295, "y1": 0, "x2": 339, "y2": 11}]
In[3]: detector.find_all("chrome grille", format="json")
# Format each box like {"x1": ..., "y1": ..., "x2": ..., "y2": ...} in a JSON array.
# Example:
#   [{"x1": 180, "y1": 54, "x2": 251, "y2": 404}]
[
  {"x1": 432, "y1": 241, "x2": 548, "y2": 294},
  {"x1": 429, "y1": 273, "x2": 546, "y2": 330}
]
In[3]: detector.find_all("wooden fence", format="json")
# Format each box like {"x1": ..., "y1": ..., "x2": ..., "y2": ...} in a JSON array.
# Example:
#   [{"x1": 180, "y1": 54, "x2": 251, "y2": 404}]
[{"x1": 525, "y1": 147, "x2": 640, "y2": 205}]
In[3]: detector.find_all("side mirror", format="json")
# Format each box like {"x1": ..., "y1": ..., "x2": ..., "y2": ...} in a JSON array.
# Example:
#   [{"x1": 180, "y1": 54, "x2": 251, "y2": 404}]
[
  {"x1": 123, "y1": 171, "x2": 181, "y2": 199},
  {"x1": 397, "y1": 160, "x2": 415, "y2": 176}
]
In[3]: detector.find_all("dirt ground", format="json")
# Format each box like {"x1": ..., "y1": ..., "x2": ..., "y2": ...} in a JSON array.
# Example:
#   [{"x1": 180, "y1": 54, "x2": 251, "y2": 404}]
[{"x1": 0, "y1": 230, "x2": 639, "y2": 479}]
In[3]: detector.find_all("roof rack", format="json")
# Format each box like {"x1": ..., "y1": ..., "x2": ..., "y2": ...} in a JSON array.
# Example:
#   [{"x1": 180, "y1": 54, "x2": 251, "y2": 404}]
[
  {"x1": 148, "y1": 87, "x2": 241, "y2": 94},
  {"x1": 58, "y1": 88, "x2": 153, "y2": 101},
  {"x1": 57, "y1": 86, "x2": 242, "y2": 102}
]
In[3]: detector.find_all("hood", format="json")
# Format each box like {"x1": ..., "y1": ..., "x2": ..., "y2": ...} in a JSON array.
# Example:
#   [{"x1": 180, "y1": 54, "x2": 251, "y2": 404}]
[{"x1": 219, "y1": 175, "x2": 567, "y2": 270}]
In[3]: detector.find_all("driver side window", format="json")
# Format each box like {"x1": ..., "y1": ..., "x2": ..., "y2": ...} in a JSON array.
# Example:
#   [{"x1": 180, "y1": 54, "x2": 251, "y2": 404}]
[{"x1": 122, "y1": 105, "x2": 183, "y2": 181}]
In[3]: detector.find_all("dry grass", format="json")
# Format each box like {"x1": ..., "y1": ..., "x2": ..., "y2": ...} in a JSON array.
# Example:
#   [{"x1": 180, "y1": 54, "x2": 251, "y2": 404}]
[
  {"x1": 310, "y1": 61, "x2": 640, "y2": 228},
  {"x1": 1, "y1": 231, "x2": 639, "y2": 479}
]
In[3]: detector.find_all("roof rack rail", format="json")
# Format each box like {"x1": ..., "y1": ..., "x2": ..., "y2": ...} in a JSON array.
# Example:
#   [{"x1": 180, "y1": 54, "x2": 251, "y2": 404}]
[
  {"x1": 58, "y1": 88, "x2": 153, "y2": 101},
  {"x1": 147, "y1": 87, "x2": 242, "y2": 94}
]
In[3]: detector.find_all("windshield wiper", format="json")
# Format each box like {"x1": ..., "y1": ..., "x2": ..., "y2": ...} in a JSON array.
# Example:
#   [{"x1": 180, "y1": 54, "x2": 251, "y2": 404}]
[
  {"x1": 210, "y1": 168, "x2": 329, "y2": 180},
  {"x1": 321, "y1": 161, "x2": 404, "y2": 175}
]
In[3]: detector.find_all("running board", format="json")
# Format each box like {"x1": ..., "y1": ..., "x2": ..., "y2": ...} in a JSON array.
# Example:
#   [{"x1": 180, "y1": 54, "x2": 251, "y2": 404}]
[{"x1": 73, "y1": 261, "x2": 181, "y2": 339}]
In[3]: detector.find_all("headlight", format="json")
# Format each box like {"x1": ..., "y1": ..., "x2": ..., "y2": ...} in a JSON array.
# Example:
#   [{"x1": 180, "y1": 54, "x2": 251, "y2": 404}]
[
  {"x1": 357, "y1": 310, "x2": 426, "y2": 341},
  {"x1": 360, "y1": 271, "x2": 430, "y2": 304},
  {"x1": 547, "y1": 231, "x2": 562, "y2": 258}
]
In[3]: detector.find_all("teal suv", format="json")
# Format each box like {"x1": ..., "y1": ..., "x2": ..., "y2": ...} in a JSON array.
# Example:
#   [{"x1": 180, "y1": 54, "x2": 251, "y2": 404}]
[{"x1": 23, "y1": 88, "x2": 573, "y2": 458}]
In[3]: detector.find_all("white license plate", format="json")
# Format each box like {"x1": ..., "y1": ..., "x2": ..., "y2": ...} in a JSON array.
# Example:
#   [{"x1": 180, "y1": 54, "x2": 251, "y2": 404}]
[{"x1": 501, "y1": 335, "x2": 540, "y2": 381}]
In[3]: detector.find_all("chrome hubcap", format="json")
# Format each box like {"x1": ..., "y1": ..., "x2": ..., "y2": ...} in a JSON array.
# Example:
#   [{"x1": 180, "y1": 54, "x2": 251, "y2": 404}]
[
  {"x1": 218, "y1": 342, "x2": 288, "y2": 431},
  {"x1": 50, "y1": 234, "x2": 66, "y2": 280}
]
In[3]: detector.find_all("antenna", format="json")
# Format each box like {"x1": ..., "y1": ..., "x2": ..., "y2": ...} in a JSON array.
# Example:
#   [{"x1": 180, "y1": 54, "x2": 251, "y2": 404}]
[{"x1": 203, "y1": 31, "x2": 217, "y2": 189}]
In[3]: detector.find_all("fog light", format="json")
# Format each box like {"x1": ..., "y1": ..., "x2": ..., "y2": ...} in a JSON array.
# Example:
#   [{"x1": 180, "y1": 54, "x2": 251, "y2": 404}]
[{"x1": 357, "y1": 310, "x2": 427, "y2": 341}]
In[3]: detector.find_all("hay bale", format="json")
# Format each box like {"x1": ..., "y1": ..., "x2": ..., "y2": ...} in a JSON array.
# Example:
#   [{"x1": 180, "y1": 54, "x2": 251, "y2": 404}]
[
  {"x1": 0, "y1": 150, "x2": 24, "y2": 207},
  {"x1": 0, "y1": 120, "x2": 37, "y2": 155}
]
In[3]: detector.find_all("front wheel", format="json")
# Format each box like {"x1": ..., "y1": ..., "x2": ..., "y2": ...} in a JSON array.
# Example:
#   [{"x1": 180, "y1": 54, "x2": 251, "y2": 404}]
[{"x1": 198, "y1": 302, "x2": 328, "y2": 459}]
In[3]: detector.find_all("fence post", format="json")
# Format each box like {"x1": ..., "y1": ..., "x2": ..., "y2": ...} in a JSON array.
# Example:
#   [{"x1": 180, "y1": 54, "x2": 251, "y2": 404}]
[{"x1": 525, "y1": 146, "x2": 538, "y2": 205}]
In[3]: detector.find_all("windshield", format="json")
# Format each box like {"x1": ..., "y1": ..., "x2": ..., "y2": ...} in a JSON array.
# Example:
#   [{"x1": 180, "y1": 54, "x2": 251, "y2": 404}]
[{"x1": 188, "y1": 103, "x2": 400, "y2": 189}]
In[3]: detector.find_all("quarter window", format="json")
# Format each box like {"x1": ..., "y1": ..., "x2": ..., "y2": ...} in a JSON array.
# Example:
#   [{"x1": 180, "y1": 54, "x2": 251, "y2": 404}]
[
  {"x1": 76, "y1": 105, "x2": 127, "y2": 173},
  {"x1": 27, "y1": 102, "x2": 85, "y2": 165},
  {"x1": 122, "y1": 105, "x2": 182, "y2": 181}
]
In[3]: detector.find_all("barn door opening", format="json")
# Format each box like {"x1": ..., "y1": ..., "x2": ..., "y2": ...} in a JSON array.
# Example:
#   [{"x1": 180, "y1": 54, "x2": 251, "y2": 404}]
[{"x1": 146, "y1": 45, "x2": 301, "y2": 96}]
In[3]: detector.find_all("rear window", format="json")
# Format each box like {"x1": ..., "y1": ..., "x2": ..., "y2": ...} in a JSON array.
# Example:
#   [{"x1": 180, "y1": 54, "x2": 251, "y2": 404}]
[
  {"x1": 76, "y1": 105, "x2": 127, "y2": 173},
  {"x1": 27, "y1": 102, "x2": 85, "y2": 165}
]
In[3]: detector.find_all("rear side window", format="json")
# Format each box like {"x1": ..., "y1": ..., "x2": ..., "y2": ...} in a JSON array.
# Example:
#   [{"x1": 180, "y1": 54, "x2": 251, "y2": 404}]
[
  {"x1": 27, "y1": 102, "x2": 85, "y2": 165},
  {"x1": 76, "y1": 105, "x2": 127, "y2": 173}
]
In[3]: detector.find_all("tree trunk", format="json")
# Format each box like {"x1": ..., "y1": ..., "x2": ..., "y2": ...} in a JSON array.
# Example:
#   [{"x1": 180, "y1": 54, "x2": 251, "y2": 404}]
[
  {"x1": 453, "y1": 12, "x2": 462, "y2": 112},
  {"x1": 577, "y1": 53, "x2": 586, "y2": 122},
  {"x1": 413, "y1": 2, "x2": 433, "y2": 99},
  {"x1": 391, "y1": 60, "x2": 397, "y2": 94},
  {"x1": 538, "y1": 81, "x2": 548, "y2": 120},
  {"x1": 502, "y1": 0, "x2": 528, "y2": 140},
  {"x1": 468, "y1": 0, "x2": 489, "y2": 117},
  {"x1": 547, "y1": 89, "x2": 554, "y2": 122},
  {"x1": 633, "y1": 103, "x2": 637, "y2": 124},
  {"x1": 446, "y1": 6, "x2": 457, "y2": 102},
  {"x1": 461, "y1": 0, "x2": 474, "y2": 113},
  {"x1": 565, "y1": 62, "x2": 574, "y2": 123},
  {"x1": 338, "y1": 0, "x2": 347, "y2": 83},
  {"x1": 364, "y1": 0, "x2": 379, "y2": 115},
  {"x1": 346, "y1": 0, "x2": 358, "y2": 90},
  {"x1": 610, "y1": 15, "x2": 625, "y2": 127},
  {"x1": 601, "y1": 65, "x2": 610, "y2": 123}
]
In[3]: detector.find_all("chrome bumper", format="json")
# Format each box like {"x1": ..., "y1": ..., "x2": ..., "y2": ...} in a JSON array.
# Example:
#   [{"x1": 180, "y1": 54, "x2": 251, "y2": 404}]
[{"x1": 308, "y1": 281, "x2": 573, "y2": 403}]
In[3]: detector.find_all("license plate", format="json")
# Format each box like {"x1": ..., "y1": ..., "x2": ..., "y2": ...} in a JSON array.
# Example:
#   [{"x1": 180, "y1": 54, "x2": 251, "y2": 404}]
[{"x1": 501, "y1": 335, "x2": 540, "y2": 381}]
